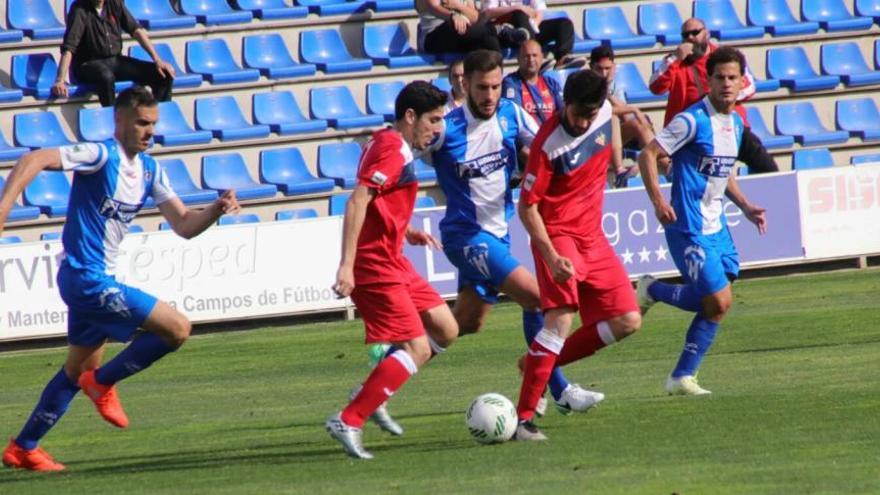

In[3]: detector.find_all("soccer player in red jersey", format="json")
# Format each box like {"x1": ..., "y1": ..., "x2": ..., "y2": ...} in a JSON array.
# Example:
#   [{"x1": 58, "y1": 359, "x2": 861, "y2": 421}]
[
  {"x1": 326, "y1": 81, "x2": 458, "y2": 459},
  {"x1": 512, "y1": 70, "x2": 643, "y2": 440}
]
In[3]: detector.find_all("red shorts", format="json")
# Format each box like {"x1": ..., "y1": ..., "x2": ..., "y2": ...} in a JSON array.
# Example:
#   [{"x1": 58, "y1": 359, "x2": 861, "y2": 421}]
[
  {"x1": 351, "y1": 267, "x2": 445, "y2": 344},
  {"x1": 532, "y1": 235, "x2": 638, "y2": 326}
]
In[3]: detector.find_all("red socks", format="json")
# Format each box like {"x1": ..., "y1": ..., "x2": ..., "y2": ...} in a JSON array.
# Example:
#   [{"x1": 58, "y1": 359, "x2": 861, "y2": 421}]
[
  {"x1": 516, "y1": 329, "x2": 564, "y2": 421},
  {"x1": 556, "y1": 321, "x2": 615, "y2": 366},
  {"x1": 341, "y1": 350, "x2": 416, "y2": 428}
]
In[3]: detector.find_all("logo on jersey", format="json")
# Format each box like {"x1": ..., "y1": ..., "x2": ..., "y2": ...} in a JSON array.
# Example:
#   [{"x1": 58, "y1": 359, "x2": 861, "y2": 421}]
[
  {"x1": 499, "y1": 117, "x2": 508, "y2": 132},
  {"x1": 457, "y1": 151, "x2": 508, "y2": 179},
  {"x1": 698, "y1": 155, "x2": 736, "y2": 178},
  {"x1": 464, "y1": 243, "x2": 491, "y2": 279},
  {"x1": 523, "y1": 173, "x2": 536, "y2": 191},
  {"x1": 506, "y1": 88, "x2": 515, "y2": 99},
  {"x1": 99, "y1": 197, "x2": 140, "y2": 223},
  {"x1": 683, "y1": 245, "x2": 706, "y2": 282},
  {"x1": 98, "y1": 287, "x2": 132, "y2": 319},
  {"x1": 370, "y1": 171, "x2": 388, "y2": 186},
  {"x1": 594, "y1": 133, "x2": 606, "y2": 147}
]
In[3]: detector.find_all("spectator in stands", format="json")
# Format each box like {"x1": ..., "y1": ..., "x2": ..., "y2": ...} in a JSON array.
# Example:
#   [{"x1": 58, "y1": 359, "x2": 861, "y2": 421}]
[
  {"x1": 417, "y1": 0, "x2": 502, "y2": 55},
  {"x1": 52, "y1": 0, "x2": 174, "y2": 107},
  {"x1": 444, "y1": 60, "x2": 466, "y2": 114},
  {"x1": 481, "y1": 0, "x2": 584, "y2": 70},
  {"x1": 649, "y1": 18, "x2": 778, "y2": 173},
  {"x1": 502, "y1": 40, "x2": 562, "y2": 125}
]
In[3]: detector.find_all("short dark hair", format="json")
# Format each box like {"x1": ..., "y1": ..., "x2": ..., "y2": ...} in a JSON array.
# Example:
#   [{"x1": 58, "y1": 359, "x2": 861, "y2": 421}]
[
  {"x1": 395, "y1": 81, "x2": 448, "y2": 120},
  {"x1": 114, "y1": 86, "x2": 157, "y2": 113},
  {"x1": 706, "y1": 46, "x2": 746, "y2": 76},
  {"x1": 589, "y1": 45, "x2": 615, "y2": 66},
  {"x1": 447, "y1": 59, "x2": 463, "y2": 79},
  {"x1": 463, "y1": 50, "x2": 503, "y2": 78},
  {"x1": 563, "y1": 70, "x2": 608, "y2": 110}
]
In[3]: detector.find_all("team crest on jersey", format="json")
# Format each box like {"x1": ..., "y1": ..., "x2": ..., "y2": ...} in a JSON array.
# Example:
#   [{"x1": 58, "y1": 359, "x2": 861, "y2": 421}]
[
  {"x1": 594, "y1": 132, "x2": 606, "y2": 147},
  {"x1": 499, "y1": 116, "x2": 508, "y2": 132},
  {"x1": 523, "y1": 173, "x2": 536, "y2": 191},
  {"x1": 506, "y1": 88, "x2": 515, "y2": 99},
  {"x1": 683, "y1": 245, "x2": 706, "y2": 282},
  {"x1": 464, "y1": 243, "x2": 491, "y2": 279},
  {"x1": 370, "y1": 171, "x2": 388, "y2": 186}
]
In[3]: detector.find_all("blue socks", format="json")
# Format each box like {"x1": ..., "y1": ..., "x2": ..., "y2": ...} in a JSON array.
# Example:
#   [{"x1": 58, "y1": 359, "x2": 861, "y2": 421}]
[
  {"x1": 16, "y1": 368, "x2": 80, "y2": 450},
  {"x1": 95, "y1": 332, "x2": 176, "y2": 386},
  {"x1": 671, "y1": 314, "x2": 720, "y2": 378},
  {"x1": 523, "y1": 310, "x2": 570, "y2": 401},
  {"x1": 648, "y1": 280, "x2": 704, "y2": 313}
]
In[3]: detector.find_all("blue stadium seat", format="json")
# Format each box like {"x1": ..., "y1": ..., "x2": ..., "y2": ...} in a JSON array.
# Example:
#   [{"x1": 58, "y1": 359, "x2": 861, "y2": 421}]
[
  {"x1": 296, "y1": 0, "x2": 367, "y2": 15},
  {"x1": 801, "y1": 0, "x2": 873, "y2": 31},
  {"x1": 155, "y1": 101, "x2": 213, "y2": 146},
  {"x1": 259, "y1": 147, "x2": 335, "y2": 195},
  {"x1": 856, "y1": 0, "x2": 880, "y2": 22},
  {"x1": 15, "y1": 112, "x2": 75, "y2": 149},
  {"x1": 0, "y1": 235, "x2": 22, "y2": 244},
  {"x1": 159, "y1": 158, "x2": 219, "y2": 204},
  {"x1": 195, "y1": 96, "x2": 271, "y2": 141},
  {"x1": 318, "y1": 142, "x2": 361, "y2": 188},
  {"x1": 747, "y1": 0, "x2": 819, "y2": 36},
  {"x1": 431, "y1": 77, "x2": 451, "y2": 93},
  {"x1": 236, "y1": 0, "x2": 307, "y2": 19},
  {"x1": 694, "y1": 0, "x2": 765, "y2": 40},
  {"x1": 0, "y1": 24, "x2": 23, "y2": 43},
  {"x1": 8, "y1": 0, "x2": 65, "y2": 39},
  {"x1": 415, "y1": 196, "x2": 436, "y2": 208},
  {"x1": 310, "y1": 86, "x2": 385, "y2": 129},
  {"x1": 12, "y1": 53, "x2": 89, "y2": 99},
  {"x1": 186, "y1": 39, "x2": 260, "y2": 84},
  {"x1": 129, "y1": 224, "x2": 144, "y2": 233},
  {"x1": 766, "y1": 47, "x2": 840, "y2": 92},
  {"x1": 242, "y1": 34, "x2": 316, "y2": 80},
  {"x1": 180, "y1": 0, "x2": 252, "y2": 24},
  {"x1": 130, "y1": 44, "x2": 203, "y2": 88},
  {"x1": 329, "y1": 192, "x2": 350, "y2": 215},
  {"x1": 276, "y1": 208, "x2": 319, "y2": 220},
  {"x1": 615, "y1": 63, "x2": 665, "y2": 103},
  {"x1": 363, "y1": 23, "x2": 435, "y2": 68},
  {"x1": 40, "y1": 231, "x2": 61, "y2": 241},
  {"x1": 542, "y1": 10, "x2": 598, "y2": 54},
  {"x1": 545, "y1": 67, "x2": 580, "y2": 87},
  {"x1": 775, "y1": 102, "x2": 850, "y2": 146},
  {"x1": 368, "y1": 0, "x2": 413, "y2": 12},
  {"x1": 850, "y1": 152, "x2": 880, "y2": 164},
  {"x1": 637, "y1": 2, "x2": 683, "y2": 45},
  {"x1": 792, "y1": 148, "x2": 834, "y2": 170},
  {"x1": 253, "y1": 91, "x2": 327, "y2": 135},
  {"x1": 745, "y1": 107, "x2": 794, "y2": 149},
  {"x1": 835, "y1": 97, "x2": 880, "y2": 140},
  {"x1": 159, "y1": 221, "x2": 173, "y2": 230},
  {"x1": 583, "y1": 6, "x2": 655, "y2": 50},
  {"x1": 78, "y1": 106, "x2": 114, "y2": 142},
  {"x1": 0, "y1": 80, "x2": 22, "y2": 102},
  {"x1": 126, "y1": 0, "x2": 197, "y2": 29},
  {"x1": 367, "y1": 81, "x2": 405, "y2": 121},
  {"x1": 300, "y1": 29, "x2": 373, "y2": 74},
  {"x1": 0, "y1": 176, "x2": 40, "y2": 221},
  {"x1": 0, "y1": 129, "x2": 29, "y2": 162},
  {"x1": 201, "y1": 153, "x2": 277, "y2": 199},
  {"x1": 820, "y1": 42, "x2": 880, "y2": 86},
  {"x1": 413, "y1": 157, "x2": 436, "y2": 182},
  {"x1": 23, "y1": 170, "x2": 70, "y2": 217},
  {"x1": 219, "y1": 213, "x2": 260, "y2": 225}
]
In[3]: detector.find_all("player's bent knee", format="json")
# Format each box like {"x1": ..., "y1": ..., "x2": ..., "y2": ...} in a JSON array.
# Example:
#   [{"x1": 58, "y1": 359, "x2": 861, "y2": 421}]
[{"x1": 613, "y1": 311, "x2": 642, "y2": 337}]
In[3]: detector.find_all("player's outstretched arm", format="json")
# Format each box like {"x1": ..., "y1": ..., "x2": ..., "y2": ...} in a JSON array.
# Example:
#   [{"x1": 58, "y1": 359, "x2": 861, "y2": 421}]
[
  {"x1": 334, "y1": 184, "x2": 375, "y2": 298},
  {"x1": 637, "y1": 140, "x2": 676, "y2": 225},
  {"x1": 0, "y1": 149, "x2": 63, "y2": 236},
  {"x1": 158, "y1": 190, "x2": 240, "y2": 239},
  {"x1": 725, "y1": 173, "x2": 766, "y2": 234}
]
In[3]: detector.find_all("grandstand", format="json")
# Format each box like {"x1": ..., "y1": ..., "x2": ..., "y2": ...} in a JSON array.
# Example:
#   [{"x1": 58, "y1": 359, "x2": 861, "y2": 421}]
[{"x1": 0, "y1": 0, "x2": 878, "y2": 245}]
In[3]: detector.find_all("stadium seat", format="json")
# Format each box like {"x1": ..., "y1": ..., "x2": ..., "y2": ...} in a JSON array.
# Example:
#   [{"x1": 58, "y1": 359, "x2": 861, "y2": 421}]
[
  {"x1": 296, "y1": 0, "x2": 368, "y2": 16},
  {"x1": 835, "y1": 97, "x2": 880, "y2": 140},
  {"x1": 275, "y1": 208, "x2": 319, "y2": 220},
  {"x1": 615, "y1": 63, "x2": 665, "y2": 103},
  {"x1": 0, "y1": 235, "x2": 22, "y2": 244},
  {"x1": 300, "y1": 29, "x2": 373, "y2": 74},
  {"x1": 850, "y1": 152, "x2": 880, "y2": 164},
  {"x1": 23, "y1": 170, "x2": 70, "y2": 217},
  {"x1": 367, "y1": 0, "x2": 412, "y2": 12},
  {"x1": 367, "y1": 81, "x2": 405, "y2": 121},
  {"x1": 236, "y1": 0, "x2": 307, "y2": 19},
  {"x1": 637, "y1": 2, "x2": 683, "y2": 45},
  {"x1": 432, "y1": 77, "x2": 451, "y2": 93},
  {"x1": 539, "y1": 11, "x2": 598, "y2": 54},
  {"x1": 792, "y1": 148, "x2": 834, "y2": 170},
  {"x1": 130, "y1": 44, "x2": 203, "y2": 89},
  {"x1": 747, "y1": 0, "x2": 819, "y2": 36},
  {"x1": 0, "y1": 176, "x2": 41, "y2": 221},
  {"x1": 775, "y1": 102, "x2": 850, "y2": 146},
  {"x1": 363, "y1": 23, "x2": 435, "y2": 68},
  {"x1": 242, "y1": 34, "x2": 316, "y2": 80},
  {"x1": 800, "y1": 0, "x2": 873, "y2": 31},
  {"x1": 0, "y1": 80, "x2": 23, "y2": 103},
  {"x1": 0, "y1": 129, "x2": 29, "y2": 162},
  {"x1": 415, "y1": 196, "x2": 436, "y2": 208},
  {"x1": 310, "y1": 87, "x2": 384, "y2": 129},
  {"x1": 129, "y1": 224, "x2": 144, "y2": 233},
  {"x1": 11, "y1": 53, "x2": 90, "y2": 99},
  {"x1": 318, "y1": 142, "x2": 361, "y2": 188},
  {"x1": 201, "y1": 153, "x2": 277, "y2": 199},
  {"x1": 259, "y1": 147, "x2": 335, "y2": 195},
  {"x1": 40, "y1": 231, "x2": 61, "y2": 241},
  {"x1": 14, "y1": 112, "x2": 75, "y2": 149},
  {"x1": 328, "y1": 192, "x2": 350, "y2": 215},
  {"x1": 546, "y1": 67, "x2": 580, "y2": 87},
  {"x1": 219, "y1": 213, "x2": 260, "y2": 225},
  {"x1": 856, "y1": 0, "x2": 880, "y2": 21},
  {"x1": 694, "y1": 0, "x2": 765, "y2": 40},
  {"x1": 159, "y1": 159, "x2": 219, "y2": 204},
  {"x1": 186, "y1": 39, "x2": 260, "y2": 84},
  {"x1": 0, "y1": 24, "x2": 23, "y2": 43},
  {"x1": 820, "y1": 42, "x2": 880, "y2": 87},
  {"x1": 180, "y1": 0, "x2": 252, "y2": 24},
  {"x1": 8, "y1": 0, "x2": 65, "y2": 39},
  {"x1": 745, "y1": 107, "x2": 794, "y2": 149},
  {"x1": 766, "y1": 47, "x2": 840, "y2": 92},
  {"x1": 155, "y1": 101, "x2": 213, "y2": 146},
  {"x1": 78, "y1": 106, "x2": 115, "y2": 142},
  {"x1": 159, "y1": 221, "x2": 172, "y2": 230},
  {"x1": 195, "y1": 96, "x2": 271, "y2": 141},
  {"x1": 126, "y1": 0, "x2": 197, "y2": 29},
  {"x1": 413, "y1": 157, "x2": 436, "y2": 182},
  {"x1": 583, "y1": 6, "x2": 655, "y2": 50},
  {"x1": 253, "y1": 91, "x2": 327, "y2": 135}
]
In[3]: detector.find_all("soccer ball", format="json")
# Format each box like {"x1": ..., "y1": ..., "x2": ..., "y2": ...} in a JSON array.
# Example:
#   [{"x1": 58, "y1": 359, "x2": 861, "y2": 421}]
[{"x1": 465, "y1": 393, "x2": 517, "y2": 444}]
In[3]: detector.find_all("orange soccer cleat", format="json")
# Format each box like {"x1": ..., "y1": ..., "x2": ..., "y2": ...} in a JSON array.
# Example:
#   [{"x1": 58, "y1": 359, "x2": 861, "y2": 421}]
[
  {"x1": 78, "y1": 369, "x2": 129, "y2": 429},
  {"x1": 2, "y1": 439, "x2": 65, "y2": 472}
]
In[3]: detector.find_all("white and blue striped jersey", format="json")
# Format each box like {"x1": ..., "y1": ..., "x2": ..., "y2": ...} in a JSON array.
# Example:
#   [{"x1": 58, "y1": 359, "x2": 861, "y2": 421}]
[
  {"x1": 59, "y1": 139, "x2": 177, "y2": 275},
  {"x1": 655, "y1": 96, "x2": 744, "y2": 236},
  {"x1": 430, "y1": 99, "x2": 538, "y2": 240}
]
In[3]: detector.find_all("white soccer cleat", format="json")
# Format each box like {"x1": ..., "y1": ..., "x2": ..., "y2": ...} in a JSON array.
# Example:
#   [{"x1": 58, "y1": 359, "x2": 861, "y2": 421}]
[
  {"x1": 555, "y1": 384, "x2": 605, "y2": 414},
  {"x1": 665, "y1": 375, "x2": 712, "y2": 396},
  {"x1": 325, "y1": 413, "x2": 374, "y2": 460},
  {"x1": 370, "y1": 403, "x2": 403, "y2": 436},
  {"x1": 513, "y1": 420, "x2": 547, "y2": 441},
  {"x1": 535, "y1": 397, "x2": 548, "y2": 418},
  {"x1": 636, "y1": 274, "x2": 658, "y2": 315}
]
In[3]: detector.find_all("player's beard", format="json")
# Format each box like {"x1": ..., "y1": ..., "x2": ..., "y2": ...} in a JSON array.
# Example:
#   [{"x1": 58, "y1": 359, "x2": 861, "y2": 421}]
[{"x1": 467, "y1": 94, "x2": 496, "y2": 120}]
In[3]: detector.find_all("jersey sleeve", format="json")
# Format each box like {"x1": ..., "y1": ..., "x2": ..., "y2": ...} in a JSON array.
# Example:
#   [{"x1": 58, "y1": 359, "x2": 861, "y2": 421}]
[
  {"x1": 520, "y1": 145, "x2": 553, "y2": 206},
  {"x1": 655, "y1": 112, "x2": 697, "y2": 156},
  {"x1": 513, "y1": 102, "x2": 538, "y2": 147},
  {"x1": 59, "y1": 142, "x2": 109, "y2": 174},
  {"x1": 357, "y1": 137, "x2": 403, "y2": 191},
  {"x1": 150, "y1": 161, "x2": 178, "y2": 205}
]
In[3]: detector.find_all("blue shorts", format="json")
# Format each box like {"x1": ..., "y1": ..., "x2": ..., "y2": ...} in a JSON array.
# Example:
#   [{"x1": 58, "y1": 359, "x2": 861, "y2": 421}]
[
  {"x1": 666, "y1": 227, "x2": 740, "y2": 297},
  {"x1": 443, "y1": 230, "x2": 522, "y2": 304},
  {"x1": 57, "y1": 264, "x2": 158, "y2": 346}
]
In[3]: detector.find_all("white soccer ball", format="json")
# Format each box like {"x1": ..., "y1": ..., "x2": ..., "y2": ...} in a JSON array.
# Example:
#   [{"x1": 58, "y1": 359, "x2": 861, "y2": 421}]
[{"x1": 465, "y1": 393, "x2": 518, "y2": 444}]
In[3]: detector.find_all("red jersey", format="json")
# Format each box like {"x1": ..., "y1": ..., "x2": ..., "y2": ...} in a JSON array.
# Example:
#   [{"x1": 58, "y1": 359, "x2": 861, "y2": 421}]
[
  {"x1": 520, "y1": 100, "x2": 613, "y2": 241},
  {"x1": 353, "y1": 128, "x2": 420, "y2": 284}
]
